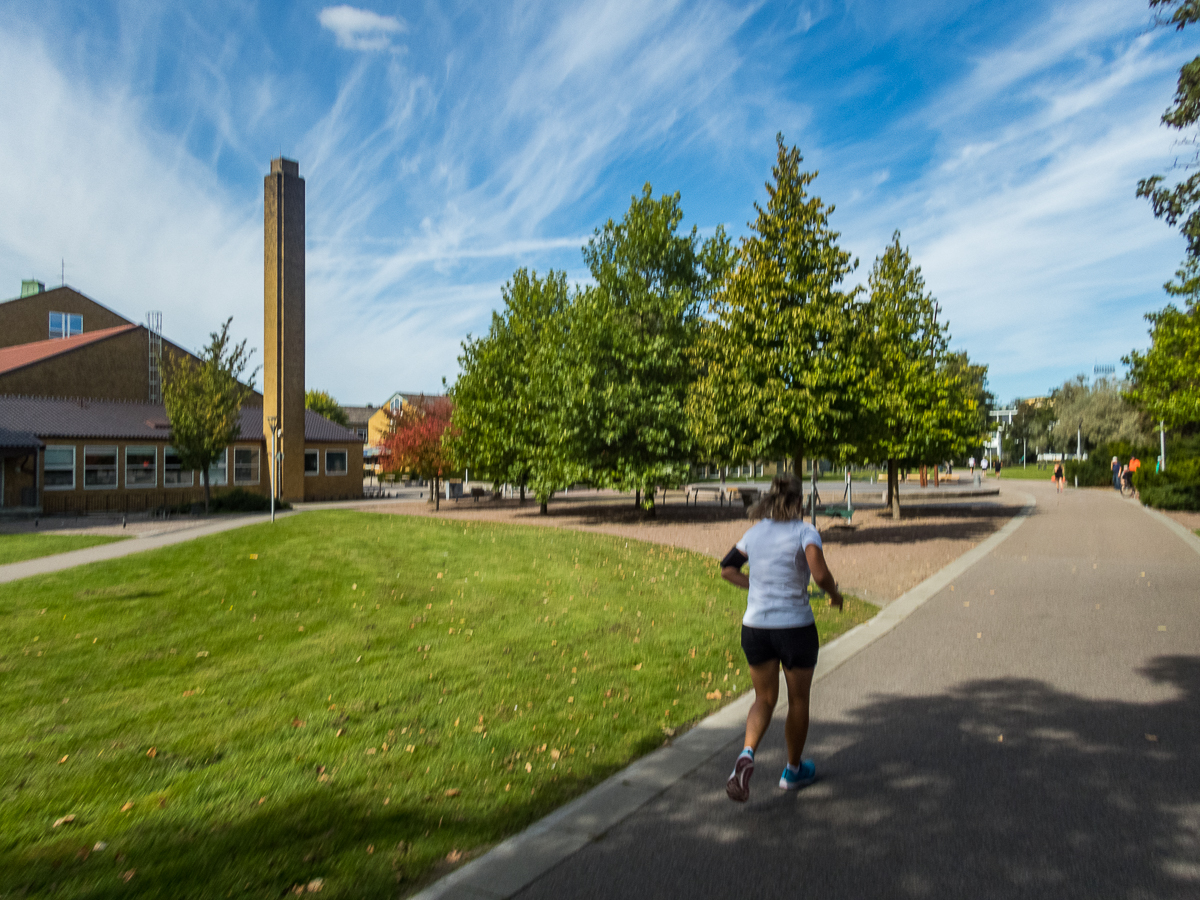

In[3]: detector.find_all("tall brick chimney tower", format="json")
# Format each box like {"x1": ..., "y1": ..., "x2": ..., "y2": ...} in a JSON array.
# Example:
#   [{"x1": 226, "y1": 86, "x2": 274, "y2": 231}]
[{"x1": 264, "y1": 158, "x2": 305, "y2": 502}]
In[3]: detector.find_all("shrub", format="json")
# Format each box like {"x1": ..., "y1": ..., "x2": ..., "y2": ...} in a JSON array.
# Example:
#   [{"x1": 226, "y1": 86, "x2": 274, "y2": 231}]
[
  {"x1": 1135, "y1": 457, "x2": 1200, "y2": 511},
  {"x1": 1063, "y1": 457, "x2": 1112, "y2": 487}
]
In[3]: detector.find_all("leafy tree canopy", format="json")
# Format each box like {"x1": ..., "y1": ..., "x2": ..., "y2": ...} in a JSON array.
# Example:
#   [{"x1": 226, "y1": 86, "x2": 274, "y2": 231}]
[
  {"x1": 689, "y1": 135, "x2": 864, "y2": 471},
  {"x1": 163, "y1": 318, "x2": 256, "y2": 513},
  {"x1": 1052, "y1": 375, "x2": 1150, "y2": 450},
  {"x1": 1124, "y1": 259, "x2": 1200, "y2": 427},
  {"x1": 1138, "y1": 1, "x2": 1200, "y2": 258},
  {"x1": 571, "y1": 185, "x2": 732, "y2": 507},
  {"x1": 379, "y1": 395, "x2": 455, "y2": 509},
  {"x1": 305, "y1": 389, "x2": 349, "y2": 427}
]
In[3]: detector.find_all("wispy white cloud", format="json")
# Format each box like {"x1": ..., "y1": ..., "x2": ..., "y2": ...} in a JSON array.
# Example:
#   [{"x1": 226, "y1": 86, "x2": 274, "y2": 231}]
[{"x1": 319, "y1": 5, "x2": 406, "y2": 52}]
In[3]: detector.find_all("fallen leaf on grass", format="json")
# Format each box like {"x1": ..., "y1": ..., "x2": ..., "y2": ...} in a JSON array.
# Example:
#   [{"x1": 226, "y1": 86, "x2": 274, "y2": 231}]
[
  {"x1": 550, "y1": 749, "x2": 560, "y2": 760},
  {"x1": 306, "y1": 879, "x2": 324, "y2": 893},
  {"x1": 705, "y1": 691, "x2": 723, "y2": 700},
  {"x1": 367, "y1": 844, "x2": 374, "y2": 854},
  {"x1": 446, "y1": 849, "x2": 463, "y2": 863},
  {"x1": 58, "y1": 755, "x2": 69, "y2": 764},
  {"x1": 249, "y1": 554, "x2": 258, "y2": 560},
  {"x1": 122, "y1": 870, "x2": 136, "y2": 883},
  {"x1": 336, "y1": 728, "x2": 345, "y2": 737},
  {"x1": 1146, "y1": 734, "x2": 1158, "y2": 742},
  {"x1": 298, "y1": 626, "x2": 305, "y2": 632},
  {"x1": 524, "y1": 762, "x2": 532, "y2": 773},
  {"x1": 120, "y1": 802, "x2": 133, "y2": 812},
  {"x1": 146, "y1": 747, "x2": 157, "y2": 758},
  {"x1": 52, "y1": 814, "x2": 76, "y2": 828},
  {"x1": 292, "y1": 719, "x2": 305, "y2": 728},
  {"x1": 94, "y1": 842, "x2": 107, "y2": 851},
  {"x1": 632, "y1": 663, "x2": 642, "y2": 671},
  {"x1": 196, "y1": 651, "x2": 209, "y2": 658},
  {"x1": 406, "y1": 745, "x2": 415, "y2": 753},
  {"x1": 444, "y1": 788, "x2": 461, "y2": 797},
  {"x1": 366, "y1": 748, "x2": 376, "y2": 755}
]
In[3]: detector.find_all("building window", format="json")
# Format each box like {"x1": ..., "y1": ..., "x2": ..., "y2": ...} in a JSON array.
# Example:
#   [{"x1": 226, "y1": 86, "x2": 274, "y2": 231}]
[
  {"x1": 44, "y1": 445, "x2": 75, "y2": 490},
  {"x1": 325, "y1": 450, "x2": 348, "y2": 476},
  {"x1": 164, "y1": 446, "x2": 193, "y2": 487},
  {"x1": 390, "y1": 397, "x2": 401, "y2": 411},
  {"x1": 234, "y1": 447, "x2": 260, "y2": 485},
  {"x1": 126, "y1": 446, "x2": 157, "y2": 488},
  {"x1": 356, "y1": 427, "x2": 367, "y2": 440},
  {"x1": 84, "y1": 446, "x2": 118, "y2": 489},
  {"x1": 304, "y1": 449, "x2": 319, "y2": 475},
  {"x1": 207, "y1": 449, "x2": 227, "y2": 486},
  {"x1": 49, "y1": 311, "x2": 83, "y2": 339}
]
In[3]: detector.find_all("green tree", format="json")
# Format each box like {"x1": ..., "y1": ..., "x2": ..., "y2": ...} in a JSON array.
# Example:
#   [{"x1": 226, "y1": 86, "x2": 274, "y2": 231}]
[
  {"x1": 305, "y1": 389, "x2": 349, "y2": 427},
  {"x1": 163, "y1": 318, "x2": 256, "y2": 513},
  {"x1": 689, "y1": 136, "x2": 865, "y2": 481},
  {"x1": 570, "y1": 185, "x2": 732, "y2": 512},
  {"x1": 1138, "y1": 1, "x2": 1200, "y2": 258},
  {"x1": 1124, "y1": 260, "x2": 1200, "y2": 428},
  {"x1": 942, "y1": 351, "x2": 995, "y2": 452},
  {"x1": 859, "y1": 233, "x2": 978, "y2": 517},
  {"x1": 449, "y1": 269, "x2": 577, "y2": 511},
  {"x1": 1008, "y1": 398, "x2": 1055, "y2": 460},
  {"x1": 1051, "y1": 375, "x2": 1150, "y2": 451}
]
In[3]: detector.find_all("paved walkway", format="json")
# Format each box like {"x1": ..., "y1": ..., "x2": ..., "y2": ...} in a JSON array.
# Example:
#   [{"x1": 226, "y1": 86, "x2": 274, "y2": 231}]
[
  {"x1": 431, "y1": 482, "x2": 1200, "y2": 899},
  {"x1": 0, "y1": 512, "x2": 287, "y2": 584}
]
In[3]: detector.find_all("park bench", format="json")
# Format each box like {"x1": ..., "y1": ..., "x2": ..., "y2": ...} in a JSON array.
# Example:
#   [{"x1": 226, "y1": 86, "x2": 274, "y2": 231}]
[{"x1": 816, "y1": 504, "x2": 854, "y2": 524}]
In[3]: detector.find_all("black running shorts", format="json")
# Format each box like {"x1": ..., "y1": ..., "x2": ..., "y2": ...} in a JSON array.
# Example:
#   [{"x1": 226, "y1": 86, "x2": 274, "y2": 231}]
[{"x1": 741, "y1": 624, "x2": 819, "y2": 670}]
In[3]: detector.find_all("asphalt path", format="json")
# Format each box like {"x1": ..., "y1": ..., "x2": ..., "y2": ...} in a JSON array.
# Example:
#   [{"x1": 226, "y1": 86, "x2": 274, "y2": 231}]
[{"x1": 515, "y1": 482, "x2": 1200, "y2": 900}]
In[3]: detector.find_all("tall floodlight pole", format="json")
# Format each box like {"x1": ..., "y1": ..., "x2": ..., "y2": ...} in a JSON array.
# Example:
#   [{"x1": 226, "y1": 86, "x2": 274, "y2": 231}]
[
  {"x1": 1077, "y1": 421, "x2": 1082, "y2": 461},
  {"x1": 267, "y1": 415, "x2": 279, "y2": 523},
  {"x1": 1160, "y1": 420, "x2": 1167, "y2": 473}
]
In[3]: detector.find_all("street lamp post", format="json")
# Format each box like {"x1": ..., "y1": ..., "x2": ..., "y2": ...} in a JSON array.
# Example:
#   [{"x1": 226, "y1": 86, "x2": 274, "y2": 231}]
[
  {"x1": 1160, "y1": 420, "x2": 1167, "y2": 473},
  {"x1": 267, "y1": 415, "x2": 280, "y2": 523},
  {"x1": 1077, "y1": 421, "x2": 1082, "y2": 462}
]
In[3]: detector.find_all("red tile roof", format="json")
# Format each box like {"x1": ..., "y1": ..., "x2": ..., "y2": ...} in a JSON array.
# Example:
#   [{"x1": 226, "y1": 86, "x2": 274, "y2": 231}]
[{"x1": 0, "y1": 324, "x2": 141, "y2": 376}]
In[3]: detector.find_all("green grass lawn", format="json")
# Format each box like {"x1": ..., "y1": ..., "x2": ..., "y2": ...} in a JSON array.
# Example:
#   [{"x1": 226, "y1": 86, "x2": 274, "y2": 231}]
[
  {"x1": 998, "y1": 467, "x2": 1060, "y2": 481},
  {"x1": 0, "y1": 533, "x2": 124, "y2": 565},
  {"x1": 0, "y1": 511, "x2": 875, "y2": 899}
]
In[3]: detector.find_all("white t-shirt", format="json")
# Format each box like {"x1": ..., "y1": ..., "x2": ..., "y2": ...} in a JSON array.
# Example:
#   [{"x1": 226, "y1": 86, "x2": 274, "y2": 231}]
[
  {"x1": 968, "y1": 457, "x2": 976, "y2": 468},
  {"x1": 735, "y1": 518, "x2": 822, "y2": 629},
  {"x1": 981, "y1": 459, "x2": 989, "y2": 470}
]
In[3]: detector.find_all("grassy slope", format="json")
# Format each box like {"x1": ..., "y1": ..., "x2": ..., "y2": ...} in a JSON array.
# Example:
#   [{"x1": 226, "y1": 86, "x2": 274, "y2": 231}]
[
  {"x1": 0, "y1": 511, "x2": 874, "y2": 899},
  {"x1": 0, "y1": 533, "x2": 124, "y2": 565}
]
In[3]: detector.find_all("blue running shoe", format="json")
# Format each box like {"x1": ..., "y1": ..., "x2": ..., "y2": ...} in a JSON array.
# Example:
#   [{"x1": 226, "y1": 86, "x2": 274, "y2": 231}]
[{"x1": 779, "y1": 760, "x2": 816, "y2": 790}]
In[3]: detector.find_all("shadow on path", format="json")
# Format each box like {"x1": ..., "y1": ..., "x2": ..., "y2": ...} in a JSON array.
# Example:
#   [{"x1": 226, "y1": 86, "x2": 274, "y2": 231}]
[{"x1": 519, "y1": 655, "x2": 1200, "y2": 900}]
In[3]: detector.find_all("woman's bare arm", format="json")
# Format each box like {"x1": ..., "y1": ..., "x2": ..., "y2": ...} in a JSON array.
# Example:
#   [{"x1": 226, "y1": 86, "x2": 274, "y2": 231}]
[
  {"x1": 721, "y1": 566, "x2": 749, "y2": 589},
  {"x1": 805, "y1": 543, "x2": 843, "y2": 610}
]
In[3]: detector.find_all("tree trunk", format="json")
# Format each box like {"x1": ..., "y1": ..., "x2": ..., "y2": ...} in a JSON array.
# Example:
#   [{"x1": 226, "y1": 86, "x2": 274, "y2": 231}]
[
  {"x1": 435, "y1": 474, "x2": 441, "y2": 511},
  {"x1": 203, "y1": 466, "x2": 211, "y2": 515},
  {"x1": 519, "y1": 483, "x2": 525, "y2": 503},
  {"x1": 933, "y1": 464, "x2": 940, "y2": 488},
  {"x1": 635, "y1": 488, "x2": 641, "y2": 509},
  {"x1": 888, "y1": 458, "x2": 901, "y2": 520},
  {"x1": 540, "y1": 500, "x2": 548, "y2": 515}
]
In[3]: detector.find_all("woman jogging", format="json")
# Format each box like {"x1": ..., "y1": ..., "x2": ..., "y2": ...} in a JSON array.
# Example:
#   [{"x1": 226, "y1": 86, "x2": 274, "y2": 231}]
[{"x1": 720, "y1": 475, "x2": 843, "y2": 802}]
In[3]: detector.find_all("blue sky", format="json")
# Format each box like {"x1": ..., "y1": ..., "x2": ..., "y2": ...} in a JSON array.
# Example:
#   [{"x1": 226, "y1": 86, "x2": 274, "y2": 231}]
[{"x1": 0, "y1": 0, "x2": 1192, "y2": 404}]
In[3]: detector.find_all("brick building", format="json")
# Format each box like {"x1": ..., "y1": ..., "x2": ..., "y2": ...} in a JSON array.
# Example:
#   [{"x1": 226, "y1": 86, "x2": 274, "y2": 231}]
[{"x1": 0, "y1": 157, "x2": 363, "y2": 512}]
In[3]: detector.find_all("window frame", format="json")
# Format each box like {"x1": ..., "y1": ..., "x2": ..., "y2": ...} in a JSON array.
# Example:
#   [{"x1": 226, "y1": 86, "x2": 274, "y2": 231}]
[
  {"x1": 44, "y1": 445, "x2": 76, "y2": 491},
  {"x1": 163, "y1": 445, "x2": 194, "y2": 487},
  {"x1": 48, "y1": 311, "x2": 83, "y2": 339},
  {"x1": 233, "y1": 446, "x2": 261, "y2": 485},
  {"x1": 207, "y1": 448, "x2": 228, "y2": 487},
  {"x1": 304, "y1": 449, "x2": 319, "y2": 476},
  {"x1": 325, "y1": 449, "x2": 348, "y2": 476},
  {"x1": 83, "y1": 445, "x2": 119, "y2": 490},
  {"x1": 125, "y1": 445, "x2": 157, "y2": 489}
]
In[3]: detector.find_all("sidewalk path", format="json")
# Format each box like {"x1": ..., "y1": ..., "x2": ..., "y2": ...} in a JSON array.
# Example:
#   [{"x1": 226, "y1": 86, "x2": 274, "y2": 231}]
[
  {"x1": 0, "y1": 513, "x2": 286, "y2": 584},
  {"x1": 493, "y1": 482, "x2": 1200, "y2": 899}
]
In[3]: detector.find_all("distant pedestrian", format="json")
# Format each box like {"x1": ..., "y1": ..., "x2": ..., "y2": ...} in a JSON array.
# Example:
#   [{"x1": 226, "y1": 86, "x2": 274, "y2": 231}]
[
  {"x1": 1053, "y1": 461, "x2": 1065, "y2": 493},
  {"x1": 1111, "y1": 456, "x2": 1120, "y2": 491},
  {"x1": 1128, "y1": 456, "x2": 1141, "y2": 498},
  {"x1": 981, "y1": 458, "x2": 989, "y2": 475},
  {"x1": 720, "y1": 475, "x2": 843, "y2": 802},
  {"x1": 968, "y1": 456, "x2": 976, "y2": 476},
  {"x1": 994, "y1": 458, "x2": 1002, "y2": 479}
]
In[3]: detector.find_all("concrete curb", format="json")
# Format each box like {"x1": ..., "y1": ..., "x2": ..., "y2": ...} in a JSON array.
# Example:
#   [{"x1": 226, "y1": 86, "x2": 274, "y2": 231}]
[
  {"x1": 0, "y1": 512, "x2": 294, "y2": 584},
  {"x1": 1136, "y1": 502, "x2": 1200, "y2": 560},
  {"x1": 408, "y1": 493, "x2": 1037, "y2": 900}
]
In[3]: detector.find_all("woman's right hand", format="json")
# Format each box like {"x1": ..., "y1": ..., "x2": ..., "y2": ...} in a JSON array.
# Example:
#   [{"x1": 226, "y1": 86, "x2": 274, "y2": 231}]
[{"x1": 828, "y1": 587, "x2": 844, "y2": 610}]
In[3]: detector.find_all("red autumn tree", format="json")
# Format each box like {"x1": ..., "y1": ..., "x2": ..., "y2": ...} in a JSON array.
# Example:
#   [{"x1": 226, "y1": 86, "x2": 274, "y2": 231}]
[{"x1": 378, "y1": 395, "x2": 455, "y2": 509}]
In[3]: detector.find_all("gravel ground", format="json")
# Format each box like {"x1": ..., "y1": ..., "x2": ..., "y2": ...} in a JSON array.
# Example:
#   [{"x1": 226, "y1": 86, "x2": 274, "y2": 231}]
[
  {"x1": 345, "y1": 490, "x2": 1024, "y2": 606},
  {"x1": 1163, "y1": 509, "x2": 1200, "y2": 533}
]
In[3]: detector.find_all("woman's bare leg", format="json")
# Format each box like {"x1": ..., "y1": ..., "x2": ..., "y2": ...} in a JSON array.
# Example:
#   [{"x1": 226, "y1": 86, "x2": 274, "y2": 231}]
[
  {"x1": 781, "y1": 666, "x2": 815, "y2": 766},
  {"x1": 743, "y1": 660, "x2": 780, "y2": 751}
]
